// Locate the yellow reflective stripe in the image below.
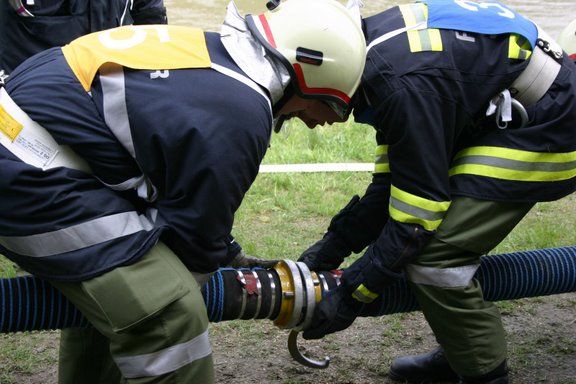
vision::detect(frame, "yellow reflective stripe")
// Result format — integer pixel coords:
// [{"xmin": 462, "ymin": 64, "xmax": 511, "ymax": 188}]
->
[
  {"xmin": 407, "ymin": 30, "xmax": 423, "ymax": 52},
  {"xmin": 407, "ymin": 29, "xmax": 443, "ymax": 52},
  {"xmin": 508, "ymin": 34, "xmax": 532, "ymax": 60},
  {"xmin": 352, "ymin": 284, "xmax": 378, "ymax": 303},
  {"xmin": 376, "ymin": 145, "xmax": 388, "ymax": 156},
  {"xmin": 389, "ymin": 205, "xmax": 443, "ymax": 231},
  {"xmin": 391, "ymin": 185, "xmax": 451, "ymax": 212},
  {"xmin": 400, "ymin": 4, "xmax": 442, "ymax": 53},
  {"xmin": 399, "ymin": 3, "xmax": 427, "ymax": 27},
  {"xmin": 375, "ymin": 163, "xmax": 391, "ymax": 173},
  {"xmin": 374, "ymin": 145, "xmax": 390, "ymax": 174},
  {"xmin": 389, "ymin": 186, "xmax": 450, "ymax": 231},
  {"xmin": 450, "ymin": 164, "xmax": 576, "ymax": 181},
  {"xmin": 454, "ymin": 146, "xmax": 576, "ymax": 163},
  {"xmin": 450, "ymin": 146, "xmax": 576, "ymax": 182},
  {"xmin": 428, "ymin": 29, "xmax": 443, "ymax": 51}
]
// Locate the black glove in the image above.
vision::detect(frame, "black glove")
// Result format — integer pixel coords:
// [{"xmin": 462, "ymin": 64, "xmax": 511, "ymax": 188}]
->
[
  {"xmin": 225, "ymin": 234, "xmax": 279, "ymax": 269},
  {"xmin": 229, "ymin": 249, "xmax": 279, "ymax": 269},
  {"xmin": 297, "ymin": 232, "xmax": 351, "ymax": 271},
  {"xmin": 302, "ymin": 285, "xmax": 363, "ymax": 340}
]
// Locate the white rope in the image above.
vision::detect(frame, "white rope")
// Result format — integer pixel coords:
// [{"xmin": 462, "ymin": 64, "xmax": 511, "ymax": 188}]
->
[{"xmin": 258, "ymin": 163, "xmax": 373, "ymax": 173}]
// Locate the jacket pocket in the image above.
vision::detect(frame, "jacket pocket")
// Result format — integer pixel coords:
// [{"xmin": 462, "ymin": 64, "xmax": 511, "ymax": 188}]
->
[{"xmin": 81, "ymin": 244, "xmax": 191, "ymax": 333}]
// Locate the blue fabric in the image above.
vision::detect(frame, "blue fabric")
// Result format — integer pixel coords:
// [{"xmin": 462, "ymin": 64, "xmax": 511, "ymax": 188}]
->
[{"xmin": 423, "ymin": 0, "xmax": 538, "ymax": 47}]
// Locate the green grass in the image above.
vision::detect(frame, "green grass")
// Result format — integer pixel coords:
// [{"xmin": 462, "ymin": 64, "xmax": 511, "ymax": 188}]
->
[{"xmin": 1, "ymin": 118, "xmax": 575, "ymax": 382}]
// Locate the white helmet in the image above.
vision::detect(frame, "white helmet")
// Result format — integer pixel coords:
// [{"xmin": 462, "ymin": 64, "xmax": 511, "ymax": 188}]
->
[
  {"xmin": 558, "ymin": 18, "xmax": 576, "ymax": 57},
  {"xmin": 246, "ymin": 0, "xmax": 366, "ymax": 118}
]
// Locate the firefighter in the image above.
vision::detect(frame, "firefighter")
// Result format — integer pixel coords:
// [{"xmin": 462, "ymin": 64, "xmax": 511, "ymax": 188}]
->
[
  {"xmin": 299, "ymin": 1, "xmax": 576, "ymax": 383},
  {"xmin": 0, "ymin": 2, "xmax": 168, "ymax": 379},
  {"xmin": 0, "ymin": 0, "xmax": 167, "ymax": 81},
  {"xmin": 0, "ymin": 0, "xmax": 366, "ymax": 382},
  {"xmin": 558, "ymin": 18, "xmax": 576, "ymax": 59}
]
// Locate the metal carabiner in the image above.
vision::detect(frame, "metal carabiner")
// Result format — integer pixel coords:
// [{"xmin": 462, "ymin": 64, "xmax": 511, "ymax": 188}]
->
[
  {"xmin": 511, "ymin": 98, "xmax": 529, "ymax": 129},
  {"xmin": 287, "ymin": 330, "xmax": 331, "ymax": 369}
]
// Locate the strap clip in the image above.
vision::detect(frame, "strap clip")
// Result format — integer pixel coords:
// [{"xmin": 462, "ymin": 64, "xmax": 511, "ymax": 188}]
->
[{"xmin": 486, "ymin": 89, "xmax": 529, "ymax": 129}]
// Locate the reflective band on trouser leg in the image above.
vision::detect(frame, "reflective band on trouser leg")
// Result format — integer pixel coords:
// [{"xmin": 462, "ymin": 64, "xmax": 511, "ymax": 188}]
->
[
  {"xmin": 389, "ymin": 185, "xmax": 451, "ymax": 231},
  {"xmin": 404, "ymin": 197, "xmax": 533, "ymax": 377},
  {"xmin": 114, "ymin": 330, "xmax": 212, "ymax": 379},
  {"xmin": 405, "ymin": 263, "xmax": 479, "ymax": 288},
  {"xmin": 50, "ymin": 243, "xmax": 214, "ymax": 383}
]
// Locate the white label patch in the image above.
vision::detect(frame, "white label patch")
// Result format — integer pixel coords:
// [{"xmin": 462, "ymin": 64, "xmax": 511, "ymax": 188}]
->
[
  {"xmin": 0, "ymin": 88, "xmax": 61, "ymax": 169},
  {"xmin": 13, "ymin": 134, "xmax": 59, "ymax": 167}
]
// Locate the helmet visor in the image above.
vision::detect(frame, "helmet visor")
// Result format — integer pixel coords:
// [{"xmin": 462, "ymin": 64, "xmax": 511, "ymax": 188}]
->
[{"xmin": 324, "ymin": 100, "xmax": 350, "ymax": 120}]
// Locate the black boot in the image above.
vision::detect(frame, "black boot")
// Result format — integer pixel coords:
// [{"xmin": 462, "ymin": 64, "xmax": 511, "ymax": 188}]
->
[
  {"xmin": 389, "ymin": 347, "xmax": 459, "ymax": 383},
  {"xmin": 459, "ymin": 360, "xmax": 509, "ymax": 384}
]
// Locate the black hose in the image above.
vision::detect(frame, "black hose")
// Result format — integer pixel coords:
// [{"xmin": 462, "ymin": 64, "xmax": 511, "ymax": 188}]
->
[{"xmin": 1, "ymin": 246, "xmax": 575, "ymax": 333}]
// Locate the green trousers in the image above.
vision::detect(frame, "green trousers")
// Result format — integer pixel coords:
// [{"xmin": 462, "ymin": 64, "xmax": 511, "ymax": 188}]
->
[
  {"xmin": 50, "ymin": 242, "xmax": 214, "ymax": 384},
  {"xmin": 407, "ymin": 197, "xmax": 534, "ymax": 377}
]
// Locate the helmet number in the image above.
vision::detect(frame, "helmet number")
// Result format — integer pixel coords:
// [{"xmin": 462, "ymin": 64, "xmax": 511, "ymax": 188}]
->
[
  {"xmin": 97, "ymin": 26, "xmax": 171, "ymax": 50},
  {"xmin": 454, "ymin": 0, "xmax": 515, "ymax": 19}
]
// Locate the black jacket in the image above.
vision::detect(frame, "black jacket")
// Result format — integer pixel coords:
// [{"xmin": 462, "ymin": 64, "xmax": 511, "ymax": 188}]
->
[{"xmin": 0, "ymin": 0, "xmax": 167, "ymax": 73}]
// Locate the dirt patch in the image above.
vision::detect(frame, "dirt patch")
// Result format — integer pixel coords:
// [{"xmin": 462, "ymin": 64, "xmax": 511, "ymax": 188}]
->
[{"xmin": 209, "ymin": 293, "xmax": 576, "ymax": 384}]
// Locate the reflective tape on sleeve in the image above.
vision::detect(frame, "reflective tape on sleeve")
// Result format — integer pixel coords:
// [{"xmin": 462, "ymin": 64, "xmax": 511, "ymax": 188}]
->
[
  {"xmin": 374, "ymin": 145, "xmax": 390, "ymax": 174},
  {"xmin": 389, "ymin": 186, "xmax": 450, "ymax": 231},
  {"xmin": 352, "ymin": 284, "xmax": 379, "ymax": 303}
]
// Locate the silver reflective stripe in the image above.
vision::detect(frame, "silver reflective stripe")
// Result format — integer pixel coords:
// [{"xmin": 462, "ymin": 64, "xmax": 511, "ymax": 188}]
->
[
  {"xmin": 103, "ymin": 175, "xmax": 146, "ymax": 191},
  {"xmin": 99, "ymin": 66, "xmax": 159, "ymax": 201},
  {"xmin": 367, "ymin": 22, "xmax": 427, "ymax": 53},
  {"xmin": 417, "ymin": 29, "xmax": 433, "ymax": 51},
  {"xmin": 406, "ymin": 264, "xmax": 479, "ymax": 288},
  {"xmin": 376, "ymin": 153, "xmax": 389, "ymax": 165},
  {"xmin": 0, "ymin": 211, "xmax": 155, "ymax": 257},
  {"xmin": 100, "ymin": 65, "xmax": 137, "ymax": 158},
  {"xmin": 114, "ymin": 329, "xmax": 212, "ymax": 378},
  {"xmin": 211, "ymin": 63, "xmax": 272, "ymax": 118},
  {"xmin": 101, "ymin": 175, "xmax": 158, "ymax": 202},
  {"xmin": 452, "ymin": 155, "xmax": 576, "ymax": 172},
  {"xmin": 390, "ymin": 197, "xmax": 446, "ymax": 222}
]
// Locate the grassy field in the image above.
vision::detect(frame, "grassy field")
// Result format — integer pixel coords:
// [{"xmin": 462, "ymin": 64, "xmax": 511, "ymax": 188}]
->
[{"xmin": 0, "ymin": 119, "xmax": 575, "ymax": 383}]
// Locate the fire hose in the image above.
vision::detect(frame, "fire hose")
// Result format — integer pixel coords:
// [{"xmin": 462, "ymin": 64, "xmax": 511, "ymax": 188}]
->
[{"xmin": 1, "ymin": 245, "xmax": 576, "ymax": 368}]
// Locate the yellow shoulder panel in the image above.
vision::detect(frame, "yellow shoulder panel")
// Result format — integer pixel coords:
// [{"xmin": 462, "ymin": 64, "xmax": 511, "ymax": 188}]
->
[{"xmin": 61, "ymin": 25, "xmax": 211, "ymax": 91}]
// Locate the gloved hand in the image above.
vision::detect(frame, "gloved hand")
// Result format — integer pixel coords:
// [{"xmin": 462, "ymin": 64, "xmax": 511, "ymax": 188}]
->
[
  {"xmin": 228, "ymin": 249, "xmax": 279, "ymax": 269},
  {"xmin": 302, "ymin": 285, "xmax": 363, "ymax": 340},
  {"xmin": 297, "ymin": 232, "xmax": 351, "ymax": 271}
]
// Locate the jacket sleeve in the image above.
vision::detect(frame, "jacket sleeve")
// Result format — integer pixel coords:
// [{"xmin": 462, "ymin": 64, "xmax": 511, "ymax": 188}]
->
[
  {"xmin": 131, "ymin": 0, "xmax": 168, "ymax": 24},
  {"xmin": 344, "ymin": 85, "xmax": 462, "ymax": 294},
  {"xmin": 327, "ymin": 133, "xmax": 392, "ymax": 253}
]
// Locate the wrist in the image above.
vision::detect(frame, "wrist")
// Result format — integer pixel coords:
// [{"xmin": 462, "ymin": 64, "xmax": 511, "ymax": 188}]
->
[
  {"xmin": 322, "ymin": 232, "xmax": 352, "ymax": 260},
  {"xmin": 341, "ymin": 252, "xmax": 403, "ymax": 303}
]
